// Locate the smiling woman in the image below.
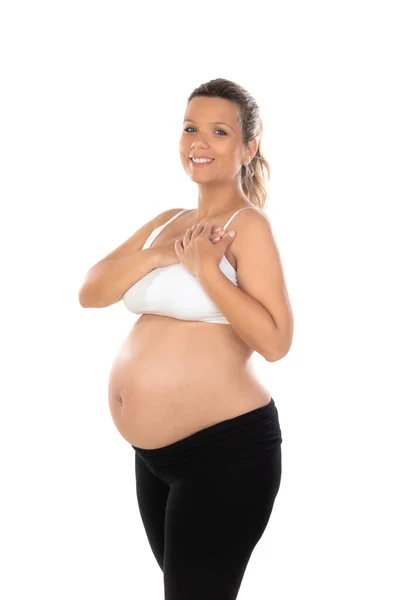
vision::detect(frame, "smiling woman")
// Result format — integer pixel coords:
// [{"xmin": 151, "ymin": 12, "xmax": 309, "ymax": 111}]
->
[{"xmin": 80, "ymin": 77, "xmax": 291, "ymax": 599}]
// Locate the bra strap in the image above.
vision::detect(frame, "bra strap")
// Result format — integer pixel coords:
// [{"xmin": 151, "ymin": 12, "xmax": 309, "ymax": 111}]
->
[
  {"xmin": 162, "ymin": 208, "xmax": 190, "ymax": 226},
  {"xmin": 142, "ymin": 209, "xmax": 189, "ymax": 250},
  {"xmin": 223, "ymin": 206, "xmax": 255, "ymax": 230}
]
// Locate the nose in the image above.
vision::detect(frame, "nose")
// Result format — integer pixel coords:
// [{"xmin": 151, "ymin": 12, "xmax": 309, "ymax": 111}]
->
[
  {"xmin": 190, "ymin": 130, "xmax": 211, "ymax": 146},
  {"xmin": 191, "ymin": 138, "xmax": 210, "ymax": 151}
]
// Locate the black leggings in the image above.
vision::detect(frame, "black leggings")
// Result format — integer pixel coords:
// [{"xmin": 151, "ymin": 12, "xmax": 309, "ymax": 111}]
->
[{"xmin": 131, "ymin": 398, "xmax": 283, "ymax": 600}]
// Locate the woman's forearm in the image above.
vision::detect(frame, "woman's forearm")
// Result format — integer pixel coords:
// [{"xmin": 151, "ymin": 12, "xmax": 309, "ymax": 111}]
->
[{"xmin": 78, "ymin": 247, "xmax": 161, "ymax": 308}]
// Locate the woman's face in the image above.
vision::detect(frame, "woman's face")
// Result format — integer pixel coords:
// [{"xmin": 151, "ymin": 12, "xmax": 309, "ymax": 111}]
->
[{"xmin": 179, "ymin": 96, "xmax": 247, "ymax": 184}]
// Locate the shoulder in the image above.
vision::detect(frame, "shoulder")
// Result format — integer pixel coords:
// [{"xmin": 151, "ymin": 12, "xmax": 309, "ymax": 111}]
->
[
  {"xmin": 229, "ymin": 206, "xmax": 272, "ymax": 252},
  {"xmin": 229, "ymin": 205, "xmax": 268, "ymax": 227},
  {"xmin": 159, "ymin": 207, "xmax": 188, "ymax": 219},
  {"xmin": 152, "ymin": 207, "xmax": 188, "ymax": 227},
  {"xmin": 241, "ymin": 206, "xmax": 269, "ymax": 223}
]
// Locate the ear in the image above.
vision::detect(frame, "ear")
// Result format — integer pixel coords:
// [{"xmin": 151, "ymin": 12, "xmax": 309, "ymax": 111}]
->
[{"xmin": 246, "ymin": 137, "xmax": 258, "ymax": 162}]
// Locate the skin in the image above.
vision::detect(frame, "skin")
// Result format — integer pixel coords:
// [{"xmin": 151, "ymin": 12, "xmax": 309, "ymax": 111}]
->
[
  {"xmin": 107, "ymin": 96, "xmax": 272, "ymax": 450},
  {"xmin": 179, "ymin": 96, "xmax": 258, "ymax": 220}
]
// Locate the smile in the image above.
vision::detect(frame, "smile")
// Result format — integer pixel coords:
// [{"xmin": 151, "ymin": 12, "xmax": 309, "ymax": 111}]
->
[{"xmin": 190, "ymin": 157, "xmax": 215, "ymax": 167}]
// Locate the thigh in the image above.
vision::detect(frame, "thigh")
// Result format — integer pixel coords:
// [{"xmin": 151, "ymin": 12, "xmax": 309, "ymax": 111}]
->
[
  {"xmin": 163, "ymin": 443, "xmax": 282, "ymax": 600},
  {"xmin": 135, "ymin": 451, "xmax": 170, "ymax": 572}
]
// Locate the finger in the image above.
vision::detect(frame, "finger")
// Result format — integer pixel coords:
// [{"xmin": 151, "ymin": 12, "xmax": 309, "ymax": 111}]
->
[
  {"xmin": 190, "ymin": 222, "xmax": 220, "ymax": 241},
  {"xmin": 174, "ymin": 238, "xmax": 182, "ymax": 257},
  {"xmin": 191, "ymin": 224, "xmax": 221, "ymax": 233},
  {"xmin": 191, "ymin": 222, "xmax": 205, "ymax": 241},
  {"xmin": 199, "ymin": 221, "xmax": 212, "ymax": 236},
  {"xmin": 183, "ymin": 227, "xmax": 193, "ymax": 246}
]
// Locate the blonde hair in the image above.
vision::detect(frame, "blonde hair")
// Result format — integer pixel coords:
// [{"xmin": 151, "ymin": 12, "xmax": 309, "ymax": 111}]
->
[{"xmin": 187, "ymin": 78, "xmax": 271, "ymax": 210}]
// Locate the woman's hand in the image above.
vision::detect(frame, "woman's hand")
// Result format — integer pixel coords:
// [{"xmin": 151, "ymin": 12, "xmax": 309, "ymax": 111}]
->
[
  {"xmin": 154, "ymin": 224, "xmax": 227, "ymax": 269},
  {"xmin": 174, "ymin": 221, "xmax": 236, "ymax": 279}
]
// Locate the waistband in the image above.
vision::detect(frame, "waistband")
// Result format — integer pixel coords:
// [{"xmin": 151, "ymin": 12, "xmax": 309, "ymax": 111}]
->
[{"xmin": 131, "ymin": 397, "xmax": 280, "ymax": 459}]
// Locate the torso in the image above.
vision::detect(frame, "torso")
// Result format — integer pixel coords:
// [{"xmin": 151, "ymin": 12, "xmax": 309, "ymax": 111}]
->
[{"xmin": 107, "ymin": 206, "xmax": 272, "ymax": 449}]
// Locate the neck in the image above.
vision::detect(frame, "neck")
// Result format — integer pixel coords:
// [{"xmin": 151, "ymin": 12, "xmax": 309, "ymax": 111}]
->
[{"xmin": 195, "ymin": 182, "xmax": 250, "ymax": 220}]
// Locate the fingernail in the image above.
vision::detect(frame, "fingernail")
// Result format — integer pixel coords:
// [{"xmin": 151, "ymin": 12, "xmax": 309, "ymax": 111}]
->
[{"xmin": 229, "ymin": 231, "xmax": 236, "ymax": 237}]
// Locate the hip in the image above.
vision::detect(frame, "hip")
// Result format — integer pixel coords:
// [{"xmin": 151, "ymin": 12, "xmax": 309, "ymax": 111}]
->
[{"xmin": 132, "ymin": 398, "xmax": 283, "ymax": 484}]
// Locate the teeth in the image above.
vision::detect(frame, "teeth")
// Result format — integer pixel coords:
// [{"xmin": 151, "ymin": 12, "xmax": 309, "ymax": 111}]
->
[{"xmin": 192, "ymin": 157, "xmax": 213, "ymax": 163}]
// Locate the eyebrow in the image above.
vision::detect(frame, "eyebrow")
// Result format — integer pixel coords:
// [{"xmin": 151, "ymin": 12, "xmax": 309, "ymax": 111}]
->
[{"xmin": 183, "ymin": 119, "xmax": 235, "ymax": 132}]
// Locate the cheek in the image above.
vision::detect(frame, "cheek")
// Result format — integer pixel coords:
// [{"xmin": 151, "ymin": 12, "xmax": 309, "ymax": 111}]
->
[
  {"xmin": 179, "ymin": 149, "xmax": 189, "ymax": 164},
  {"xmin": 178, "ymin": 136, "xmax": 188, "ymax": 150}
]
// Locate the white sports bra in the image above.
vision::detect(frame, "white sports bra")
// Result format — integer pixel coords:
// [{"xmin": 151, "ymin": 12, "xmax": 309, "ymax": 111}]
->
[{"xmin": 122, "ymin": 207, "xmax": 255, "ymax": 324}]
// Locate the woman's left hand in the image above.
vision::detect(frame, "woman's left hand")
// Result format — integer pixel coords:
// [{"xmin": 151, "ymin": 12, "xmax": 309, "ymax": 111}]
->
[{"xmin": 174, "ymin": 221, "xmax": 236, "ymax": 279}]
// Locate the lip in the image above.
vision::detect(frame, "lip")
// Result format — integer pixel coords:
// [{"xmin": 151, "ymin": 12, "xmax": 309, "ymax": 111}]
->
[{"xmin": 190, "ymin": 157, "xmax": 215, "ymax": 168}]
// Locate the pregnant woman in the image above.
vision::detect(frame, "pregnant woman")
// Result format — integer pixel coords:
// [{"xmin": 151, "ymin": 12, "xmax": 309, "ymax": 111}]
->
[{"xmin": 79, "ymin": 78, "xmax": 294, "ymax": 600}]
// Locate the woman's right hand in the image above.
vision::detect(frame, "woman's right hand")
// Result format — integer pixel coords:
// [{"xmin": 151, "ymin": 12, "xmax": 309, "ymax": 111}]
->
[{"xmin": 156, "ymin": 224, "xmax": 227, "ymax": 268}]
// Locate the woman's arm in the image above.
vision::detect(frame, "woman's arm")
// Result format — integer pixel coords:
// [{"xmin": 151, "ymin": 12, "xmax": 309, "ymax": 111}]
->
[
  {"xmin": 78, "ymin": 247, "xmax": 162, "ymax": 308},
  {"xmin": 78, "ymin": 207, "xmax": 186, "ymax": 308}
]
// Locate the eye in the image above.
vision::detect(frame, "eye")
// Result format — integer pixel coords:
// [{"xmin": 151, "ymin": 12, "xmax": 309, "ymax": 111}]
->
[{"xmin": 184, "ymin": 127, "xmax": 227, "ymax": 136}]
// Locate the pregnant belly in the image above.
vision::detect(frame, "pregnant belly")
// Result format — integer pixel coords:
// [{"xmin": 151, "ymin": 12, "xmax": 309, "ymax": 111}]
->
[{"xmin": 107, "ymin": 316, "xmax": 271, "ymax": 449}]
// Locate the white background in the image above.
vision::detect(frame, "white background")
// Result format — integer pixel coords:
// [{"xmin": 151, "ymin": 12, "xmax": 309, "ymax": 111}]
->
[{"xmin": 1, "ymin": 1, "xmax": 399, "ymax": 598}]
